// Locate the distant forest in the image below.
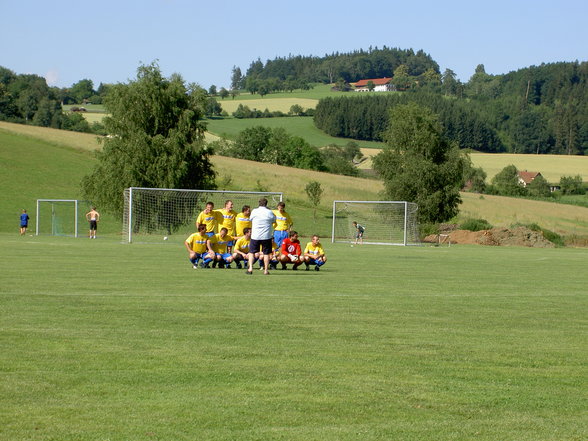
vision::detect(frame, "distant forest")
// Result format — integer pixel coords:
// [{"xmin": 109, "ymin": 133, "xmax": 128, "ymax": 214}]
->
[{"xmin": 235, "ymin": 49, "xmax": 588, "ymax": 155}]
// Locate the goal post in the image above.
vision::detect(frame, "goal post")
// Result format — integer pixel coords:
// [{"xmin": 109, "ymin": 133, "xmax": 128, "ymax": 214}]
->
[
  {"xmin": 123, "ymin": 187, "xmax": 284, "ymax": 243},
  {"xmin": 36, "ymin": 199, "xmax": 90, "ymax": 237},
  {"xmin": 331, "ymin": 200, "xmax": 420, "ymax": 246}
]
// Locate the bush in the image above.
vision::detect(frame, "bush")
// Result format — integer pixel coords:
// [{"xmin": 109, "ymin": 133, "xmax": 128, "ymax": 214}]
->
[
  {"xmin": 459, "ymin": 218, "xmax": 493, "ymax": 231},
  {"xmin": 419, "ymin": 223, "xmax": 439, "ymax": 239}
]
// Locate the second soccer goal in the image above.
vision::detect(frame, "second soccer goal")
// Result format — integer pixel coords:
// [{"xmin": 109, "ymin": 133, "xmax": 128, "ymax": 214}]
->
[{"xmin": 331, "ymin": 200, "xmax": 420, "ymax": 246}]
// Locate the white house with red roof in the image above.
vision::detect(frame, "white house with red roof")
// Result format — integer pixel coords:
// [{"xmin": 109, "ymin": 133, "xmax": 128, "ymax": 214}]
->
[{"xmin": 354, "ymin": 77, "xmax": 395, "ymax": 92}]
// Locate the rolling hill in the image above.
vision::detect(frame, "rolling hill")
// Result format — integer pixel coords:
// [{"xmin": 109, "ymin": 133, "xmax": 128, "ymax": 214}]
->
[{"xmin": 1, "ymin": 122, "xmax": 587, "ymax": 240}]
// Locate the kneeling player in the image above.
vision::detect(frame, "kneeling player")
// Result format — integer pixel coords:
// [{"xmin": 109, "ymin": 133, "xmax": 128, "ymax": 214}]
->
[
  {"xmin": 212, "ymin": 227, "xmax": 234, "ymax": 268},
  {"xmin": 185, "ymin": 224, "xmax": 215, "ymax": 268},
  {"xmin": 303, "ymin": 235, "xmax": 327, "ymax": 271},
  {"xmin": 279, "ymin": 231, "xmax": 303, "ymax": 270},
  {"xmin": 232, "ymin": 228, "xmax": 252, "ymax": 269}
]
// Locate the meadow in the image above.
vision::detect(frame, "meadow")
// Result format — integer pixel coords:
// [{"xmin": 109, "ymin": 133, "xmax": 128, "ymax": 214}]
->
[
  {"xmin": 206, "ymin": 116, "xmax": 384, "ymax": 150},
  {"xmin": 1, "ymin": 234, "xmax": 586, "ymax": 441}
]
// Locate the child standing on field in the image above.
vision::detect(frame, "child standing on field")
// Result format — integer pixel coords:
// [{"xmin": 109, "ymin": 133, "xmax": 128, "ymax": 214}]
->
[{"xmin": 20, "ymin": 209, "xmax": 30, "ymax": 236}]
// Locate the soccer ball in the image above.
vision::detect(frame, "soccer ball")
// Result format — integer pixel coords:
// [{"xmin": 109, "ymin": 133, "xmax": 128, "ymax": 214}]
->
[
  {"xmin": 163, "ymin": 236, "xmax": 168, "ymax": 241},
  {"xmin": 291, "ymin": 255, "xmax": 298, "ymax": 262}
]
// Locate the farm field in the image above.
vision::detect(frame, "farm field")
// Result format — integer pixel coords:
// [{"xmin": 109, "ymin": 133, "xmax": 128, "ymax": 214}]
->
[
  {"xmin": 469, "ymin": 152, "xmax": 588, "ymax": 183},
  {"xmin": 218, "ymin": 97, "xmax": 319, "ymax": 114},
  {"xmin": 1, "ymin": 234, "xmax": 586, "ymax": 441}
]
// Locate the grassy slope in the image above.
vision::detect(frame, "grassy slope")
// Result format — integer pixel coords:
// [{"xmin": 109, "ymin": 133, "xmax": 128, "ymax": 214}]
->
[
  {"xmin": 1, "ymin": 235, "xmax": 586, "ymax": 440},
  {"xmin": 1, "ymin": 122, "xmax": 587, "ymax": 238},
  {"xmin": 206, "ymin": 116, "xmax": 384, "ymax": 149}
]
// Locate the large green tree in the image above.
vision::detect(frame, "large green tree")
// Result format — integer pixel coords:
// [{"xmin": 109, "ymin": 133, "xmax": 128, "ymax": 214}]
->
[
  {"xmin": 372, "ymin": 103, "xmax": 467, "ymax": 224},
  {"xmin": 82, "ymin": 62, "xmax": 216, "ymax": 215}
]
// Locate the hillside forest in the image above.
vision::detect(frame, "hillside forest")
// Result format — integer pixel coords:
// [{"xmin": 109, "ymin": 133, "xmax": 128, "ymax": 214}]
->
[{"xmin": 1, "ymin": 47, "xmax": 587, "ymax": 156}]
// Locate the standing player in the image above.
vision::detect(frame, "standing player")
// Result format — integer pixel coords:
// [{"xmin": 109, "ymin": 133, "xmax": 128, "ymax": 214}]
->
[
  {"xmin": 303, "ymin": 235, "xmax": 327, "ymax": 271},
  {"xmin": 235, "ymin": 205, "xmax": 252, "ymax": 237},
  {"xmin": 352, "ymin": 221, "xmax": 365, "ymax": 245},
  {"xmin": 19, "ymin": 209, "xmax": 30, "ymax": 236},
  {"xmin": 215, "ymin": 200, "xmax": 237, "ymax": 236},
  {"xmin": 85, "ymin": 207, "xmax": 100, "ymax": 239},
  {"xmin": 196, "ymin": 202, "xmax": 217, "ymax": 237},
  {"xmin": 247, "ymin": 198, "xmax": 276, "ymax": 275},
  {"xmin": 279, "ymin": 231, "xmax": 303, "ymax": 270},
  {"xmin": 272, "ymin": 201, "xmax": 293, "ymax": 248},
  {"xmin": 185, "ymin": 224, "xmax": 215, "ymax": 269},
  {"xmin": 212, "ymin": 227, "xmax": 234, "ymax": 268}
]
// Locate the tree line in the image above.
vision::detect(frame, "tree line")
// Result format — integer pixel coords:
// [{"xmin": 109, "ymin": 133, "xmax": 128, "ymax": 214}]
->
[
  {"xmin": 210, "ymin": 128, "xmax": 363, "ymax": 177},
  {"xmin": 0, "ymin": 66, "xmax": 112, "ymax": 134},
  {"xmin": 314, "ymin": 91, "xmax": 504, "ymax": 153}
]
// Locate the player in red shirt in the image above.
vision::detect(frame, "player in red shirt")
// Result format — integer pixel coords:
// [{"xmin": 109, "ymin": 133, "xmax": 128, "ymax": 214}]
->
[{"xmin": 279, "ymin": 231, "xmax": 303, "ymax": 270}]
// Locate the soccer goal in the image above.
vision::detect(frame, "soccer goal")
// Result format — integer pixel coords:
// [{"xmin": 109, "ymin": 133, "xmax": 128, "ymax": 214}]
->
[
  {"xmin": 123, "ymin": 187, "xmax": 284, "ymax": 243},
  {"xmin": 36, "ymin": 199, "xmax": 91, "ymax": 237},
  {"xmin": 331, "ymin": 200, "xmax": 420, "ymax": 246}
]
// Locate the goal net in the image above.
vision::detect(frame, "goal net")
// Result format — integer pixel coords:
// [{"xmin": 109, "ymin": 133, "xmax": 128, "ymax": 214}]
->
[
  {"xmin": 36, "ymin": 199, "xmax": 91, "ymax": 237},
  {"xmin": 123, "ymin": 187, "xmax": 283, "ymax": 243},
  {"xmin": 331, "ymin": 200, "xmax": 420, "ymax": 246}
]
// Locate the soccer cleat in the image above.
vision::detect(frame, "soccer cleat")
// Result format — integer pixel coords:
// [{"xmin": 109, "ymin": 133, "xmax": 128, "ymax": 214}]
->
[
  {"xmin": 315, "ymin": 266, "xmax": 320, "ymax": 271},
  {"xmin": 236, "ymin": 262, "xmax": 243, "ymax": 269},
  {"xmin": 245, "ymin": 270, "xmax": 253, "ymax": 275},
  {"xmin": 292, "ymin": 266, "xmax": 298, "ymax": 271},
  {"xmin": 225, "ymin": 264, "xmax": 231, "ymax": 269},
  {"xmin": 305, "ymin": 264, "xmax": 310, "ymax": 271},
  {"xmin": 193, "ymin": 264, "xmax": 199, "ymax": 269},
  {"xmin": 212, "ymin": 261, "xmax": 218, "ymax": 268}
]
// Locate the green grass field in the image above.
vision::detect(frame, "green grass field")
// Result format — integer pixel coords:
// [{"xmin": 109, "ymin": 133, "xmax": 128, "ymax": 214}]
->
[
  {"xmin": 206, "ymin": 116, "xmax": 384, "ymax": 149},
  {"xmin": 1, "ymin": 234, "xmax": 586, "ymax": 440}
]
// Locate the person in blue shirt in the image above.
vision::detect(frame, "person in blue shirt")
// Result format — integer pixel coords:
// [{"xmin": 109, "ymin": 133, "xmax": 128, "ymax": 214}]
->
[{"xmin": 20, "ymin": 209, "xmax": 30, "ymax": 236}]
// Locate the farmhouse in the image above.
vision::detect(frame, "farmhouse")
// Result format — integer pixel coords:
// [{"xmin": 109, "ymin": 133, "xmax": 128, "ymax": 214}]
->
[
  {"xmin": 517, "ymin": 170, "xmax": 542, "ymax": 187},
  {"xmin": 354, "ymin": 77, "xmax": 395, "ymax": 92}
]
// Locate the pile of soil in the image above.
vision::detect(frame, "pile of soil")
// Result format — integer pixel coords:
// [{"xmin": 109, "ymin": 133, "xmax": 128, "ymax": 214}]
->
[{"xmin": 424, "ymin": 226, "xmax": 555, "ymax": 248}]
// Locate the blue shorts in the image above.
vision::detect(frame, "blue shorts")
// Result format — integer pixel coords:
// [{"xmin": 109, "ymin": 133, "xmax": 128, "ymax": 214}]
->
[
  {"xmin": 274, "ymin": 230, "xmax": 289, "ymax": 247},
  {"xmin": 216, "ymin": 253, "xmax": 232, "ymax": 261}
]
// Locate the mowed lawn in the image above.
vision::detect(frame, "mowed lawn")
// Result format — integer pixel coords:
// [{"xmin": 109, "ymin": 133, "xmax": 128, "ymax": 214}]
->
[{"xmin": 1, "ymin": 233, "xmax": 586, "ymax": 441}]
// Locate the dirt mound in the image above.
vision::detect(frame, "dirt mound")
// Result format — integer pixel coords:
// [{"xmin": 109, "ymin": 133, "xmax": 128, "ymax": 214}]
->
[{"xmin": 424, "ymin": 226, "xmax": 555, "ymax": 248}]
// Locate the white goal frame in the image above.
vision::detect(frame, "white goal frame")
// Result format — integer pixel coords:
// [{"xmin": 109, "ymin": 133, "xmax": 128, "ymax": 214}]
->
[
  {"xmin": 36, "ymin": 199, "xmax": 87, "ymax": 237},
  {"xmin": 331, "ymin": 200, "xmax": 420, "ymax": 246},
  {"xmin": 123, "ymin": 187, "xmax": 283, "ymax": 243}
]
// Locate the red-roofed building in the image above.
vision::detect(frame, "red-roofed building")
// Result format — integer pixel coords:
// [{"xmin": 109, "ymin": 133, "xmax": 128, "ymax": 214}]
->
[
  {"xmin": 354, "ymin": 77, "xmax": 395, "ymax": 92},
  {"xmin": 517, "ymin": 171, "xmax": 542, "ymax": 187}
]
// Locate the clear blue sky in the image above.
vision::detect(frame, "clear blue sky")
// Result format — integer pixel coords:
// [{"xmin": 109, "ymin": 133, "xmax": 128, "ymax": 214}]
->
[{"xmin": 1, "ymin": 0, "xmax": 586, "ymax": 89}]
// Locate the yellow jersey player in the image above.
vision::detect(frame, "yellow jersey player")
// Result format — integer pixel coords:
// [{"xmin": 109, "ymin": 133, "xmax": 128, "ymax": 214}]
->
[
  {"xmin": 232, "ymin": 227, "xmax": 252, "ymax": 269},
  {"xmin": 212, "ymin": 227, "xmax": 234, "ymax": 268},
  {"xmin": 196, "ymin": 201, "xmax": 218, "ymax": 237},
  {"xmin": 185, "ymin": 224, "xmax": 215, "ymax": 269},
  {"xmin": 215, "ymin": 200, "xmax": 237, "ymax": 236},
  {"xmin": 235, "ymin": 205, "xmax": 252, "ymax": 237},
  {"xmin": 303, "ymin": 234, "xmax": 327, "ymax": 271},
  {"xmin": 272, "ymin": 201, "xmax": 293, "ymax": 247}
]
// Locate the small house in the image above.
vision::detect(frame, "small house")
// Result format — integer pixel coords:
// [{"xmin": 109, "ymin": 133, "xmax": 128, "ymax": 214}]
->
[{"xmin": 517, "ymin": 171, "xmax": 542, "ymax": 187}]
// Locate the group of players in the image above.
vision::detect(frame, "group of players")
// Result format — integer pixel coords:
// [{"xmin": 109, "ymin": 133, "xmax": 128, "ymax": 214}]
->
[{"xmin": 184, "ymin": 200, "xmax": 327, "ymax": 272}]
